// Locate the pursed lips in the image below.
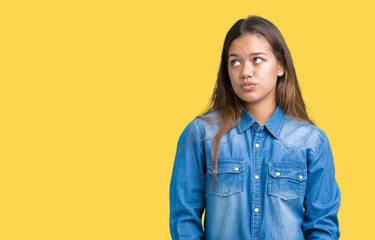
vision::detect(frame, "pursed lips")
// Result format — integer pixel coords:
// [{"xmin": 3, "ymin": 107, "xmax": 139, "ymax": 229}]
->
[{"xmin": 241, "ymin": 82, "xmax": 256, "ymax": 88}]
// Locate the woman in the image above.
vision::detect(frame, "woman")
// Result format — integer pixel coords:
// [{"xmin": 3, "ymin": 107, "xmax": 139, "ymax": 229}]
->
[{"xmin": 169, "ymin": 16, "xmax": 340, "ymax": 240}]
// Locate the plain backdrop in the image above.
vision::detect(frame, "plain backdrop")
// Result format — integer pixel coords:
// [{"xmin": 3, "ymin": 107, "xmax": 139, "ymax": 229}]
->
[{"xmin": 1, "ymin": 0, "xmax": 374, "ymax": 239}]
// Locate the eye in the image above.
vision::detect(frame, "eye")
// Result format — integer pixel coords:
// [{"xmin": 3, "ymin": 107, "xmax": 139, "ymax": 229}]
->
[
  {"xmin": 230, "ymin": 60, "xmax": 240, "ymax": 66},
  {"xmin": 253, "ymin": 57, "xmax": 263, "ymax": 63}
]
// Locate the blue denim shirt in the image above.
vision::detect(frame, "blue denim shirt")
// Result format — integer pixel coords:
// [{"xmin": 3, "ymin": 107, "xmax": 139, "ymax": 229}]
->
[{"xmin": 170, "ymin": 105, "xmax": 340, "ymax": 240}]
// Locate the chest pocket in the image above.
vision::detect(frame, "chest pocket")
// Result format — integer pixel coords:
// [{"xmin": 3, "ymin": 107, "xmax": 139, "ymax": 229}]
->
[
  {"xmin": 267, "ymin": 163, "xmax": 307, "ymax": 200},
  {"xmin": 206, "ymin": 160, "xmax": 245, "ymax": 197}
]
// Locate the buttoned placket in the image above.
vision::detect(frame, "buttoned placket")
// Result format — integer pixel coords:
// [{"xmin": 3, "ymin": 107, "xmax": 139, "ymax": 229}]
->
[{"xmin": 251, "ymin": 122, "xmax": 264, "ymax": 240}]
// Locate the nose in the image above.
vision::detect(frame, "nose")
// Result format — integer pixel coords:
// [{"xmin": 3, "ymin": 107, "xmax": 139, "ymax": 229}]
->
[{"xmin": 241, "ymin": 61, "xmax": 254, "ymax": 80}]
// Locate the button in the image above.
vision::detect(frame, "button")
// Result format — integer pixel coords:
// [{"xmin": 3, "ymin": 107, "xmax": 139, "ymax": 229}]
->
[
  {"xmin": 275, "ymin": 172, "xmax": 281, "ymax": 176},
  {"xmin": 255, "ymin": 175, "xmax": 259, "ymax": 180},
  {"xmin": 260, "ymin": 127, "xmax": 264, "ymax": 130},
  {"xmin": 254, "ymin": 208, "xmax": 259, "ymax": 213},
  {"xmin": 255, "ymin": 143, "xmax": 260, "ymax": 148},
  {"xmin": 254, "ymin": 123, "xmax": 258, "ymax": 128},
  {"xmin": 234, "ymin": 167, "xmax": 239, "ymax": 171},
  {"xmin": 299, "ymin": 175, "xmax": 303, "ymax": 180}
]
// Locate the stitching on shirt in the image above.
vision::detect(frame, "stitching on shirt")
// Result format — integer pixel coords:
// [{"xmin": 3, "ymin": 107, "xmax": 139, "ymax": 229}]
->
[
  {"xmin": 186, "ymin": 118, "xmax": 207, "ymax": 176},
  {"xmin": 310, "ymin": 129, "xmax": 324, "ymax": 157},
  {"xmin": 275, "ymin": 113, "xmax": 287, "ymax": 137},
  {"xmin": 269, "ymin": 163, "xmax": 307, "ymax": 170}
]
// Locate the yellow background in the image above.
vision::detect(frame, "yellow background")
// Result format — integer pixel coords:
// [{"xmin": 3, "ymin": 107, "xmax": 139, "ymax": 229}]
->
[{"xmin": 1, "ymin": 0, "xmax": 374, "ymax": 239}]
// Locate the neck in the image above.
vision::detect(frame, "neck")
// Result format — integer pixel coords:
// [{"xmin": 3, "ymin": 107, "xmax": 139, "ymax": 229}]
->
[{"xmin": 245, "ymin": 100, "xmax": 277, "ymax": 125}]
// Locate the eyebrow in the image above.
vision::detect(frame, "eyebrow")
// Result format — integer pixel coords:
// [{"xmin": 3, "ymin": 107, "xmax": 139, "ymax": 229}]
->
[{"xmin": 228, "ymin": 52, "xmax": 267, "ymax": 58}]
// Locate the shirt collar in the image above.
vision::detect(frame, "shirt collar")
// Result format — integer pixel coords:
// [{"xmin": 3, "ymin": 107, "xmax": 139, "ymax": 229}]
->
[{"xmin": 236, "ymin": 105, "xmax": 286, "ymax": 139}]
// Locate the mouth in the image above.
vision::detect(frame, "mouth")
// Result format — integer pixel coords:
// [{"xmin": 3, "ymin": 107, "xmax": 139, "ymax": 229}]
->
[{"xmin": 241, "ymin": 82, "xmax": 256, "ymax": 90}]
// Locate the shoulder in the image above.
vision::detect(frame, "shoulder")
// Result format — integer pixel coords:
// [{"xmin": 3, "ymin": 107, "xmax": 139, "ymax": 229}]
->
[
  {"xmin": 195, "ymin": 110, "xmax": 223, "ymax": 132},
  {"xmin": 179, "ymin": 110, "xmax": 224, "ymax": 140},
  {"xmin": 279, "ymin": 115, "xmax": 327, "ymax": 149},
  {"xmin": 179, "ymin": 111, "xmax": 220, "ymax": 136}
]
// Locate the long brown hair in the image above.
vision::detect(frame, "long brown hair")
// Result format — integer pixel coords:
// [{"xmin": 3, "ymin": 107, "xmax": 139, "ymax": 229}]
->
[{"xmin": 197, "ymin": 16, "xmax": 314, "ymax": 191}]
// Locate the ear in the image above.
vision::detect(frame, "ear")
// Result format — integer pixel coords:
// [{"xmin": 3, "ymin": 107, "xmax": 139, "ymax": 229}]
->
[{"xmin": 277, "ymin": 61, "xmax": 285, "ymax": 77}]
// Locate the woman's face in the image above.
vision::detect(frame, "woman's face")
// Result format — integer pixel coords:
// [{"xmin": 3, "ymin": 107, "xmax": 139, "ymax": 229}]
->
[{"xmin": 227, "ymin": 33, "xmax": 284, "ymax": 110}]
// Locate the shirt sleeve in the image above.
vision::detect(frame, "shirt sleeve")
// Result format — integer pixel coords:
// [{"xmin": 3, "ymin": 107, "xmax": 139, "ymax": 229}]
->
[
  {"xmin": 302, "ymin": 130, "xmax": 341, "ymax": 239},
  {"xmin": 169, "ymin": 118, "xmax": 206, "ymax": 240}
]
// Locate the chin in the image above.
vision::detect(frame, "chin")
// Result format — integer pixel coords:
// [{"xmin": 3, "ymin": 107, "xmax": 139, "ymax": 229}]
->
[{"xmin": 238, "ymin": 95, "xmax": 260, "ymax": 104}]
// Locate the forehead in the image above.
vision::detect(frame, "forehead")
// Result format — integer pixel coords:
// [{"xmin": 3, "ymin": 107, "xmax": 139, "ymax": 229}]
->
[{"xmin": 228, "ymin": 33, "xmax": 273, "ymax": 55}]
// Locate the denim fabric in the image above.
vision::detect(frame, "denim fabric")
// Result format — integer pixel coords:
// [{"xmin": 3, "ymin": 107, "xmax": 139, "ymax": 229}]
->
[{"xmin": 169, "ymin": 105, "xmax": 340, "ymax": 240}]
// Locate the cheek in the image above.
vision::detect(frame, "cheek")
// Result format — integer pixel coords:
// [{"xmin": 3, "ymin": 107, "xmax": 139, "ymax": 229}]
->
[
  {"xmin": 257, "ymin": 67, "xmax": 278, "ymax": 82},
  {"xmin": 227, "ymin": 71, "xmax": 236, "ymax": 84},
  {"xmin": 228, "ymin": 78, "xmax": 235, "ymax": 89}
]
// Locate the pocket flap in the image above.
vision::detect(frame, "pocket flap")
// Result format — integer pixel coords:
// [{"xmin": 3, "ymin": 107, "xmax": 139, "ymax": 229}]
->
[
  {"xmin": 269, "ymin": 164, "xmax": 307, "ymax": 181},
  {"xmin": 207, "ymin": 160, "xmax": 245, "ymax": 175}
]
